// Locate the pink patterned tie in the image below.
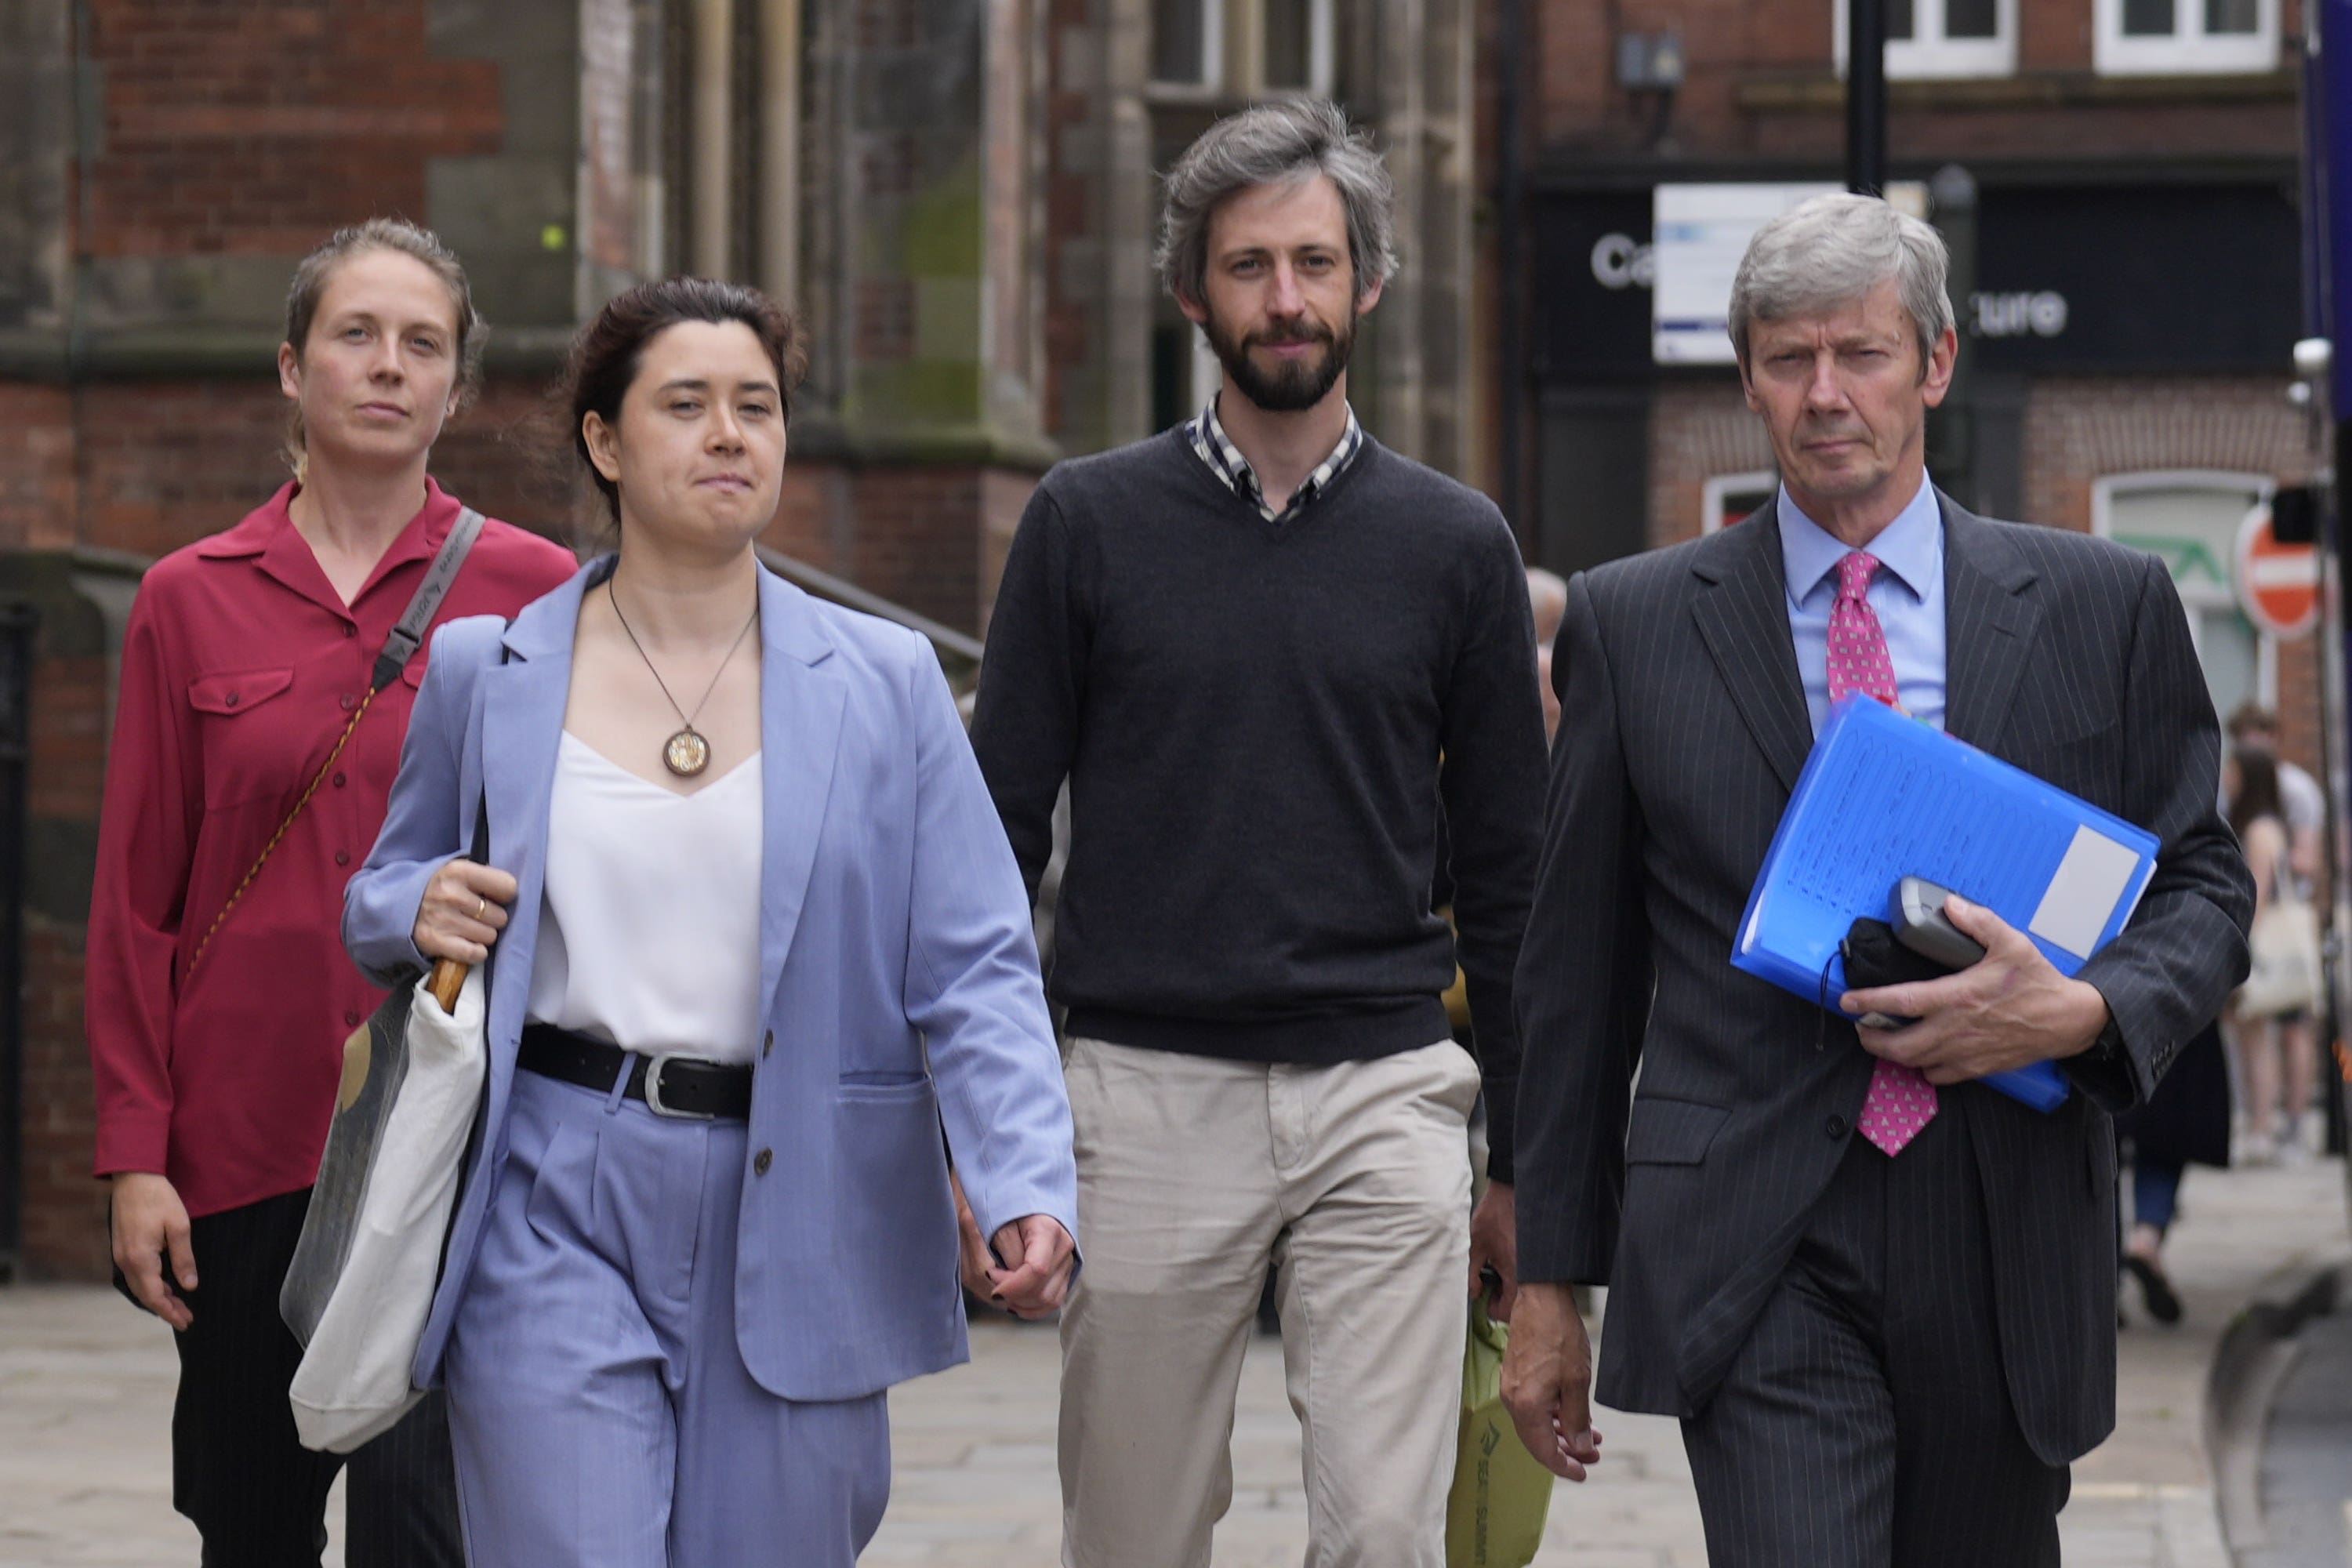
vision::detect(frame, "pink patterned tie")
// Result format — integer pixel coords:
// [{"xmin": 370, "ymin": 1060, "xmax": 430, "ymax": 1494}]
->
[{"xmin": 1829, "ymin": 551, "xmax": 1938, "ymax": 1156}]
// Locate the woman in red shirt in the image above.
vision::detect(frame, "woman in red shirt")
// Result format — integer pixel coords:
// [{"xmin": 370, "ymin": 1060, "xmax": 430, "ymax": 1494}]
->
[{"xmin": 85, "ymin": 219, "xmax": 577, "ymax": 1566}]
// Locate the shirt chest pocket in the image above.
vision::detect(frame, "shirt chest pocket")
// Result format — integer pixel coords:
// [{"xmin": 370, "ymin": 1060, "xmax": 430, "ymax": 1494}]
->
[{"xmin": 187, "ymin": 666, "xmax": 299, "ymax": 809}]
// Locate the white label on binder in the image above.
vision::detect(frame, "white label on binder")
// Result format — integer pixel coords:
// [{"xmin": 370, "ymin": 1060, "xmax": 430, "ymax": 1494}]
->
[{"xmin": 2028, "ymin": 826, "xmax": 2140, "ymax": 959}]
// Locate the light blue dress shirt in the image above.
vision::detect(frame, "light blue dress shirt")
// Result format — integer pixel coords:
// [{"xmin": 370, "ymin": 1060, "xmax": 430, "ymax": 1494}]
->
[{"xmin": 1779, "ymin": 476, "xmax": 1948, "ymax": 735}]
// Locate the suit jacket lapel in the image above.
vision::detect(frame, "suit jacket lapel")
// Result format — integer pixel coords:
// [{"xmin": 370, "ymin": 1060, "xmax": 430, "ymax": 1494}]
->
[
  {"xmin": 1691, "ymin": 499, "xmax": 1813, "ymax": 794},
  {"xmin": 1939, "ymin": 497, "xmax": 2042, "ymax": 753},
  {"xmin": 755, "ymin": 568, "xmax": 848, "ymax": 1022}
]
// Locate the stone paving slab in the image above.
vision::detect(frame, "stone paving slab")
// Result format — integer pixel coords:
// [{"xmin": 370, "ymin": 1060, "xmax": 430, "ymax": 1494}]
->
[{"xmin": 2, "ymin": 1159, "xmax": 2343, "ymax": 1565}]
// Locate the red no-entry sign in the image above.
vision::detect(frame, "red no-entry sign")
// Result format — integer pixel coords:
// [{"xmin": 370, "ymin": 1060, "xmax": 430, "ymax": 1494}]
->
[{"xmin": 2235, "ymin": 503, "xmax": 2320, "ymax": 640}]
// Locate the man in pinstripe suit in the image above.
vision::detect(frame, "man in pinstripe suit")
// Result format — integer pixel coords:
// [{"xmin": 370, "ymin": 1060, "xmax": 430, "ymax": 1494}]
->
[{"xmin": 1501, "ymin": 193, "xmax": 2252, "ymax": 1565}]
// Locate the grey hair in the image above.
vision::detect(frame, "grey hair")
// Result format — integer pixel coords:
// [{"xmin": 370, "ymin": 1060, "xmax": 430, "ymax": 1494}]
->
[
  {"xmin": 1727, "ymin": 193, "xmax": 1955, "ymax": 374},
  {"xmin": 1156, "ymin": 99, "xmax": 1398, "ymax": 307}
]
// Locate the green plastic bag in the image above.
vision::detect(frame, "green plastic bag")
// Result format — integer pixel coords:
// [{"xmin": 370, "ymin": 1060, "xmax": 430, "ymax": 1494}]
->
[{"xmin": 1445, "ymin": 1301, "xmax": 1554, "ymax": 1568}]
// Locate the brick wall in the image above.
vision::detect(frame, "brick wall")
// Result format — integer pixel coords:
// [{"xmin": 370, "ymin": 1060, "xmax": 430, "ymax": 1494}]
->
[
  {"xmin": 85, "ymin": 0, "xmax": 500, "ymax": 260},
  {"xmin": 0, "ymin": 389, "xmax": 78, "ymax": 554},
  {"xmin": 16, "ymin": 626, "xmax": 110, "ymax": 1279},
  {"xmin": 2275, "ymin": 635, "xmax": 2324, "ymax": 791},
  {"xmin": 1744, "ymin": 95, "xmax": 2303, "ymax": 165},
  {"xmin": 1650, "ymin": 379, "xmax": 1775, "ymax": 548},
  {"xmin": 20, "ymin": 917, "xmax": 104, "ymax": 1279},
  {"xmin": 2020, "ymin": 376, "xmax": 2315, "ymax": 537},
  {"xmin": 840, "ymin": 463, "xmax": 1038, "ymax": 633}
]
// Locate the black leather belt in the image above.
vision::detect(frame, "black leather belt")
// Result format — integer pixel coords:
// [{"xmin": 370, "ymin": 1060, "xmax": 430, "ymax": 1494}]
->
[{"xmin": 519, "ymin": 1023, "xmax": 754, "ymax": 1120}]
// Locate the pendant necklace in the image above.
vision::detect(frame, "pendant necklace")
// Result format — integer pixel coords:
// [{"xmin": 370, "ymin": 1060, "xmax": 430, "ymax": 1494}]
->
[{"xmin": 608, "ymin": 579, "xmax": 760, "ymax": 778}]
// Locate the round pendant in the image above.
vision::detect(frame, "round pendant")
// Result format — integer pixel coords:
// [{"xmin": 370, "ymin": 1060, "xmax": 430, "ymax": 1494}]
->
[{"xmin": 663, "ymin": 728, "xmax": 711, "ymax": 778}]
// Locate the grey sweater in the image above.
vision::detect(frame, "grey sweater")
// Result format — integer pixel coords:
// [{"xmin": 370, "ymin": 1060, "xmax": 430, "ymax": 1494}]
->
[{"xmin": 970, "ymin": 427, "xmax": 1548, "ymax": 1178}]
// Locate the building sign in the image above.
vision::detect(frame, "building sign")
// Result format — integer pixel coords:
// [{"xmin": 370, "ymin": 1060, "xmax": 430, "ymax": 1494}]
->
[
  {"xmin": 1651, "ymin": 183, "xmax": 1839, "ymax": 365},
  {"xmin": 1590, "ymin": 231, "xmax": 1655, "ymax": 290},
  {"xmin": 1969, "ymin": 291, "xmax": 2068, "ymax": 339},
  {"xmin": 1969, "ymin": 184, "xmax": 2297, "ymax": 372},
  {"xmin": 1530, "ymin": 192, "xmax": 1657, "ymax": 378},
  {"xmin": 1533, "ymin": 179, "xmax": 2300, "ymax": 380}
]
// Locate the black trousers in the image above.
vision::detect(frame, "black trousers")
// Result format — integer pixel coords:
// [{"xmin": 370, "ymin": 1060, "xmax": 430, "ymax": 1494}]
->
[
  {"xmin": 1679, "ymin": 1101, "xmax": 2071, "ymax": 1568},
  {"xmin": 163, "ymin": 1187, "xmax": 465, "ymax": 1568}
]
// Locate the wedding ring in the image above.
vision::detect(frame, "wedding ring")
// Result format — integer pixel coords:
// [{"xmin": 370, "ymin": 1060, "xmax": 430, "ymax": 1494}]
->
[{"xmin": 475, "ymin": 895, "xmax": 487, "ymax": 920}]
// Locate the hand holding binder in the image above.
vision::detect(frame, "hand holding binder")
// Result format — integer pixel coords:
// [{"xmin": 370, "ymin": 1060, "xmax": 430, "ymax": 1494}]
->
[
  {"xmin": 1842, "ymin": 889, "xmax": 2123, "ymax": 1105},
  {"xmin": 1733, "ymin": 695, "xmax": 2161, "ymax": 1112}
]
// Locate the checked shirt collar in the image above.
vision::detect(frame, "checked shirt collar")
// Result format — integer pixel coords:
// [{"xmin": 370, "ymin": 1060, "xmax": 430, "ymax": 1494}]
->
[{"xmin": 1189, "ymin": 394, "xmax": 1363, "ymax": 524}]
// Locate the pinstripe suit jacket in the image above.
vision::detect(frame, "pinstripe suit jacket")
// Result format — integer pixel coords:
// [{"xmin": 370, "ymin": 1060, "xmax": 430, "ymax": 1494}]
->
[{"xmin": 1512, "ymin": 493, "xmax": 2253, "ymax": 1465}]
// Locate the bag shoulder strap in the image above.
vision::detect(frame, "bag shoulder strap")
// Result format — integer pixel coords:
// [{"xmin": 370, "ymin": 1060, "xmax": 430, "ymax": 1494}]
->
[
  {"xmin": 373, "ymin": 508, "xmax": 485, "ymax": 693},
  {"xmin": 186, "ymin": 509, "xmax": 489, "ymax": 979}
]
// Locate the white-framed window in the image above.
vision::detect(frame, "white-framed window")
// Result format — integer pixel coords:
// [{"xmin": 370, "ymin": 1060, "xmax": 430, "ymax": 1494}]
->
[
  {"xmin": 1835, "ymin": 0, "xmax": 2018, "ymax": 80},
  {"xmin": 2093, "ymin": 0, "xmax": 2276, "ymax": 74},
  {"xmin": 1152, "ymin": 0, "xmax": 1225, "ymax": 89},
  {"xmin": 1702, "ymin": 471, "xmax": 1777, "ymax": 535},
  {"xmin": 1261, "ymin": 0, "xmax": 1336, "ymax": 94},
  {"xmin": 1150, "ymin": 0, "xmax": 1334, "ymax": 95},
  {"xmin": 2092, "ymin": 470, "xmax": 2278, "ymax": 717}
]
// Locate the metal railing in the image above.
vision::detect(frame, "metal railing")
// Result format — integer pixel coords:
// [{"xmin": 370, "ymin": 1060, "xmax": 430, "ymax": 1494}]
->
[{"xmin": 755, "ymin": 546, "xmax": 984, "ymax": 691}]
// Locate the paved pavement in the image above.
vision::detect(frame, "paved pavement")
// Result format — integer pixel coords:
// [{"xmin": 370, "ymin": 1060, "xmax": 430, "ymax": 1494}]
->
[
  {"xmin": 3, "ymin": 1156, "xmax": 2345, "ymax": 1566},
  {"xmin": 2239, "ymin": 1282, "xmax": 2352, "ymax": 1568}
]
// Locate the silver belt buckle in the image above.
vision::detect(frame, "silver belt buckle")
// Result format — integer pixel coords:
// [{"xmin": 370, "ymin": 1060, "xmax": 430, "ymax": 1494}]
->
[{"xmin": 642, "ymin": 1054, "xmax": 715, "ymax": 1120}]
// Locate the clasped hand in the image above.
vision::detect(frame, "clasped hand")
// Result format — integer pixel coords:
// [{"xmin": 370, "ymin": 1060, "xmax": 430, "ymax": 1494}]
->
[
  {"xmin": 951, "ymin": 1171, "xmax": 1078, "ymax": 1319},
  {"xmin": 1840, "ymin": 893, "xmax": 2111, "ymax": 1082}
]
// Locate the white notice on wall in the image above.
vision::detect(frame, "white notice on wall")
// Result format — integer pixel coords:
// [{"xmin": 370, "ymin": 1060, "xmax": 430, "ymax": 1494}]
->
[{"xmin": 1652, "ymin": 183, "xmax": 1841, "ymax": 365}]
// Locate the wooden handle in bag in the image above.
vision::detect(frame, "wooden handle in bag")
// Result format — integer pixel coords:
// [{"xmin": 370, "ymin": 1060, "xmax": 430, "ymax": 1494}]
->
[{"xmin": 428, "ymin": 957, "xmax": 470, "ymax": 1015}]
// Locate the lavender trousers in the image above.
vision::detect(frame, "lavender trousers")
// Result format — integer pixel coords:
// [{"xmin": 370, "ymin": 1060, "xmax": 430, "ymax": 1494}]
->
[{"xmin": 442, "ymin": 1067, "xmax": 891, "ymax": 1566}]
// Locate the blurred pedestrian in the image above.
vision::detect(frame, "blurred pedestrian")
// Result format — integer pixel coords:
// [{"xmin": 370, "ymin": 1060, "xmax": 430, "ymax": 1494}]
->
[
  {"xmin": 343, "ymin": 278, "xmax": 1076, "ymax": 1566},
  {"xmin": 1527, "ymin": 565, "xmax": 1567, "ymax": 745},
  {"xmin": 2223, "ymin": 706, "xmax": 2325, "ymax": 1163},
  {"xmin": 2227, "ymin": 702, "xmax": 2323, "ymax": 891},
  {"xmin": 971, "ymin": 99, "xmax": 1547, "ymax": 1568},
  {"xmin": 1504, "ymin": 192, "xmax": 2252, "ymax": 1566},
  {"xmin": 2228, "ymin": 747, "xmax": 2321, "ymax": 1165},
  {"xmin": 85, "ymin": 219, "xmax": 578, "ymax": 1566},
  {"xmin": 2115, "ymin": 1021, "xmax": 2230, "ymax": 1325}
]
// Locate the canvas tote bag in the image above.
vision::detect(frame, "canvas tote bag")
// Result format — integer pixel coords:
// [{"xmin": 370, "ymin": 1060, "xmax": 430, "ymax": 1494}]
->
[{"xmin": 282, "ymin": 781, "xmax": 495, "ymax": 1453}]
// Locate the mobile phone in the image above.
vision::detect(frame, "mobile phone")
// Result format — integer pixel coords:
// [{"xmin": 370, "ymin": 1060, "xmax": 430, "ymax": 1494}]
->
[{"xmin": 1890, "ymin": 877, "xmax": 1987, "ymax": 971}]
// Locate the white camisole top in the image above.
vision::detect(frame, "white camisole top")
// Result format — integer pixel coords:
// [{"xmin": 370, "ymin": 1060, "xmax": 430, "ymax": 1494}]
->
[{"xmin": 524, "ymin": 733, "xmax": 765, "ymax": 1065}]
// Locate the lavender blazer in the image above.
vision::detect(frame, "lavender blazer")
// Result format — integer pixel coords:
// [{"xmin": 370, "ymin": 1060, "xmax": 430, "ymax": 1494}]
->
[{"xmin": 343, "ymin": 557, "xmax": 1076, "ymax": 1400}]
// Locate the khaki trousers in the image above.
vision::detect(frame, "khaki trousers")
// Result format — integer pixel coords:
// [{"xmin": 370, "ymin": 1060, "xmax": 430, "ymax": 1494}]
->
[{"xmin": 1058, "ymin": 1036, "xmax": 1479, "ymax": 1568}]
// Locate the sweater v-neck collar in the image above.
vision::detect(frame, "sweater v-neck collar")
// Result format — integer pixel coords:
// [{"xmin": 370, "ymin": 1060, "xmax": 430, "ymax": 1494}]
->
[{"xmin": 1169, "ymin": 423, "xmax": 1377, "ymax": 534}]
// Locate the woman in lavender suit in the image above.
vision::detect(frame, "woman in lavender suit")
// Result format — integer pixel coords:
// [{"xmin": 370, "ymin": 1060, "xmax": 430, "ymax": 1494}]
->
[{"xmin": 343, "ymin": 278, "xmax": 1077, "ymax": 1566}]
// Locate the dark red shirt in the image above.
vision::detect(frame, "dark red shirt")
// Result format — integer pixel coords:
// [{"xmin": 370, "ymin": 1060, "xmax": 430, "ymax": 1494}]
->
[{"xmin": 87, "ymin": 480, "xmax": 579, "ymax": 1218}]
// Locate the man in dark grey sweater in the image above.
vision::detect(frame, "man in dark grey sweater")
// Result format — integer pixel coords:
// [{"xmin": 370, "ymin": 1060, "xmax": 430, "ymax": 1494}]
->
[{"xmin": 970, "ymin": 100, "xmax": 1548, "ymax": 1568}]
